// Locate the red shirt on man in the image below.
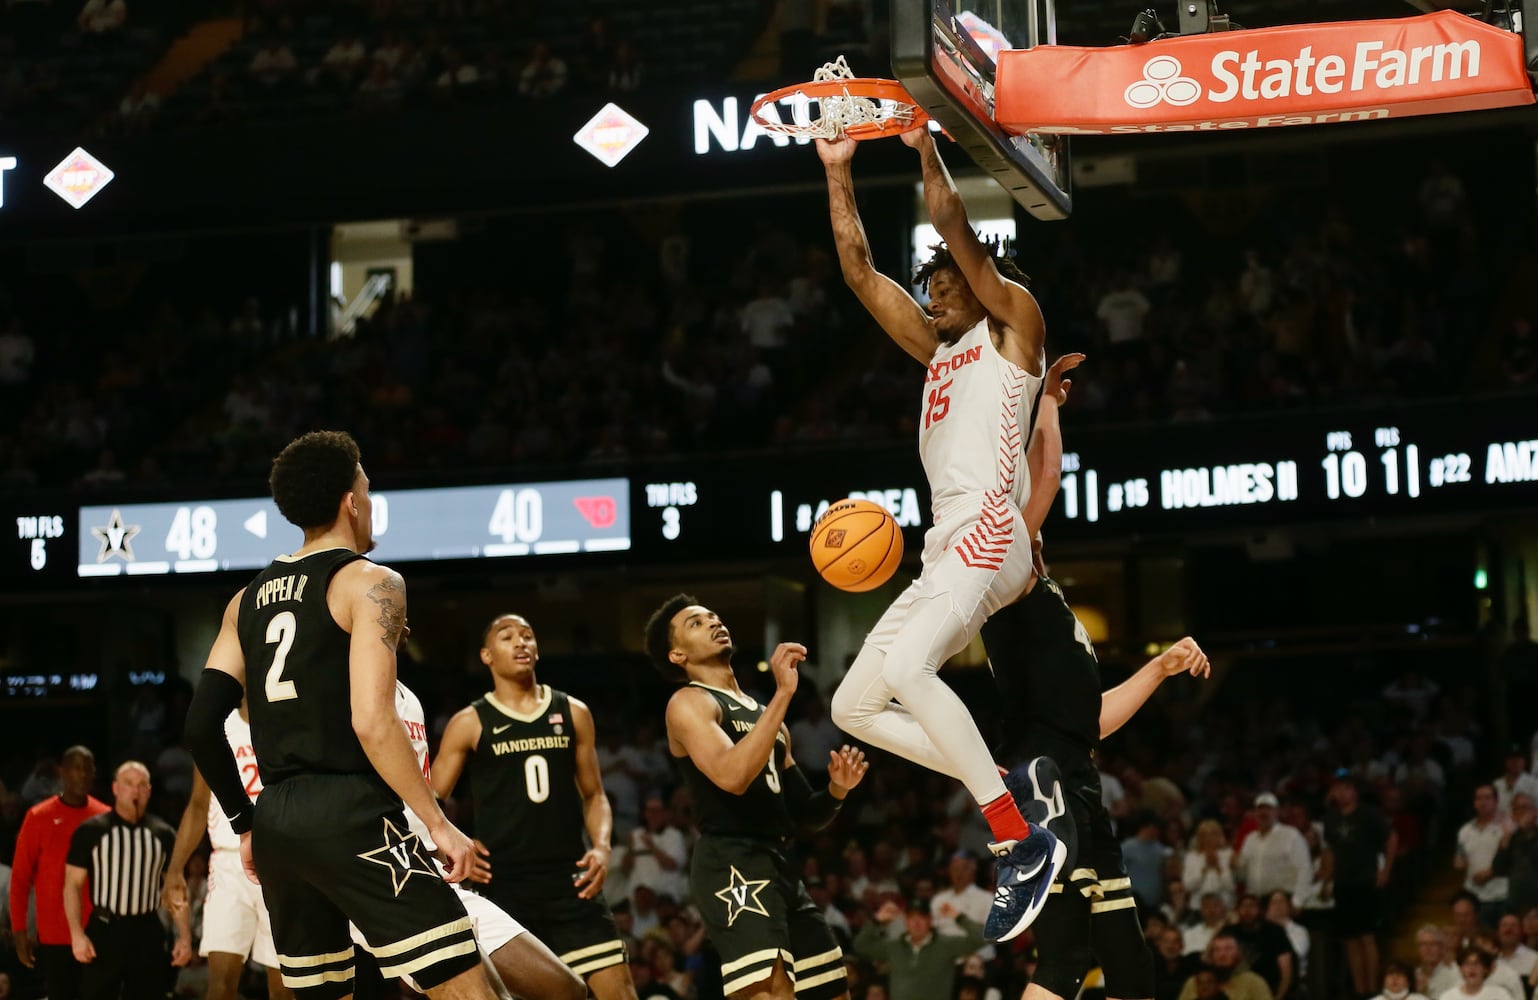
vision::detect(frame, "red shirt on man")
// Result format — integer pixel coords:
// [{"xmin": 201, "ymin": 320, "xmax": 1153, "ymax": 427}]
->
[{"xmin": 10, "ymin": 794, "xmax": 110, "ymax": 944}]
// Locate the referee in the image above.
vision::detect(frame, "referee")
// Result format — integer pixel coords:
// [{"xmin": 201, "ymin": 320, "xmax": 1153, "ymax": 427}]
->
[{"xmin": 63, "ymin": 761, "xmax": 191, "ymax": 1000}]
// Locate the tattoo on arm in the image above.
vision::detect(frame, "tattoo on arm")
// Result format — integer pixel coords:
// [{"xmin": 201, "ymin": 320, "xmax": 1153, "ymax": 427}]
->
[{"xmin": 366, "ymin": 573, "xmax": 407, "ymax": 650}]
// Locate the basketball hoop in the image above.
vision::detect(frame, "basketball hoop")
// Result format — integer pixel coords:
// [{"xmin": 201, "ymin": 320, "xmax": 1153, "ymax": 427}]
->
[{"xmin": 750, "ymin": 56, "xmax": 930, "ymax": 141}]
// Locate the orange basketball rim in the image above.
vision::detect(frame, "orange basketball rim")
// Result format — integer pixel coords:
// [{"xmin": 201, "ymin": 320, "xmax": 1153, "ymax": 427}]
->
[{"xmin": 750, "ymin": 76, "xmax": 932, "ymax": 141}]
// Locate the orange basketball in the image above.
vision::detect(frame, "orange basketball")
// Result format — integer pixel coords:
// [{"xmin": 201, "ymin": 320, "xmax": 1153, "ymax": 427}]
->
[{"xmin": 809, "ymin": 498, "xmax": 904, "ymax": 592}]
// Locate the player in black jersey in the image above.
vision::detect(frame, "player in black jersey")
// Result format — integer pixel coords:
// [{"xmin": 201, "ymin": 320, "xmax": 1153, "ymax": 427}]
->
[
  {"xmin": 645, "ymin": 596, "xmax": 869, "ymax": 1000},
  {"xmin": 981, "ymin": 376, "xmax": 1211, "ymax": 1000},
  {"xmin": 184, "ymin": 431, "xmax": 492, "ymax": 1000},
  {"xmin": 431, "ymin": 613, "xmax": 640, "ymax": 1000}
]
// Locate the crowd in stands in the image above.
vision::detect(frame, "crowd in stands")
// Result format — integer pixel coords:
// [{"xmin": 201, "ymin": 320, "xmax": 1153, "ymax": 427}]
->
[
  {"xmin": 0, "ymin": 150, "xmax": 1531, "ymax": 494},
  {"xmin": 0, "ymin": 629, "xmax": 1533, "ymax": 999}
]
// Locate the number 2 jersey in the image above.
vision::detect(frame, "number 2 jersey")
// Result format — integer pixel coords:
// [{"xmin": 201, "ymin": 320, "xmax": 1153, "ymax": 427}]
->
[
  {"xmin": 237, "ymin": 548, "xmax": 372, "ymax": 787},
  {"xmin": 919, "ymin": 318, "xmax": 1044, "ymax": 520},
  {"xmin": 673, "ymin": 683, "xmax": 795, "ymax": 841},
  {"xmin": 466, "ymin": 687, "xmax": 586, "ymax": 868}
]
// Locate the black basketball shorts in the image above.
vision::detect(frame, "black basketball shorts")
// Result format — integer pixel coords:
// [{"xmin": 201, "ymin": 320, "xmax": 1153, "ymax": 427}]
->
[
  {"xmin": 252, "ymin": 774, "xmax": 479, "ymax": 1000},
  {"xmin": 475, "ymin": 865, "xmax": 627, "ymax": 979},
  {"xmin": 692, "ymin": 836, "xmax": 846, "ymax": 1000}
]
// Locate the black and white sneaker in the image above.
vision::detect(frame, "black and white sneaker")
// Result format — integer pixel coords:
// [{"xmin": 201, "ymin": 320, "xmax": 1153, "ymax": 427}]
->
[{"xmin": 985, "ymin": 825, "xmax": 1067, "ymax": 942}]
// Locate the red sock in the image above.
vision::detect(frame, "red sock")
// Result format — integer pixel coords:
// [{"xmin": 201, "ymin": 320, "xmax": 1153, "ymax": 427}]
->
[{"xmin": 982, "ymin": 793, "xmax": 1031, "ymax": 843}]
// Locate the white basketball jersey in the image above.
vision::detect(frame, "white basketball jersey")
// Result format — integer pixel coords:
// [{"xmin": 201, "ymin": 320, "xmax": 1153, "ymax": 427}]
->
[
  {"xmin": 918, "ymin": 318, "xmax": 1043, "ymax": 517},
  {"xmin": 395, "ymin": 682, "xmax": 437, "ymax": 849},
  {"xmin": 208, "ymin": 711, "xmax": 261, "ymax": 851}
]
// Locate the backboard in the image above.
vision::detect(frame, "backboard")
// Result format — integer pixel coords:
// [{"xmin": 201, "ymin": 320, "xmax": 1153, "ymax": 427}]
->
[{"xmin": 892, "ymin": 0, "xmax": 1073, "ymax": 219}]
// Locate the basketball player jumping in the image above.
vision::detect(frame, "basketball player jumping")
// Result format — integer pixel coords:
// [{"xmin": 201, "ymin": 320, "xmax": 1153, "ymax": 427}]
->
[
  {"xmin": 184, "ymin": 430, "xmax": 496, "ymax": 1000},
  {"xmin": 986, "ymin": 364, "xmax": 1212, "ymax": 1000},
  {"xmin": 162, "ymin": 705, "xmax": 293, "ymax": 1000},
  {"xmin": 430, "ymin": 614, "xmax": 639, "ymax": 1000},
  {"xmin": 817, "ymin": 125, "xmax": 1070, "ymax": 940},
  {"xmin": 646, "ymin": 595, "xmax": 867, "ymax": 1000}
]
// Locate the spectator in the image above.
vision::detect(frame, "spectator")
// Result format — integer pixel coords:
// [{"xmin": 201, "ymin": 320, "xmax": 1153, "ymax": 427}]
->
[
  {"xmin": 1494, "ymin": 749, "xmax": 1538, "ymax": 818},
  {"xmin": 1238, "ymin": 250, "xmax": 1275, "ymax": 317},
  {"xmin": 623, "ymin": 796, "xmax": 687, "ymax": 904},
  {"xmin": 1156, "ymin": 926, "xmax": 1201, "ymax": 1000},
  {"xmin": 518, "ymin": 41, "xmax": 567, "ymax": 98},
  {"xmin": 1264, "ymin": 890, "xmax": 1310, "ymax": 979},
  {"xmin": 1186, "ymin": 819, "xmax": 1238, "ymax": 909},
  {"xmin": 930, "ymin": 850, "xmax": 991, "ymax": 959},
  {"xmin": 1493, "ymin": 913, "xmax": 1536, "ymax": 983},
  {"xmin": 608, "ymin": 39, "xmax": 642, "ymax": 92},
  {"xmin": 1416, "ymin": 925, "xmax": 1461, "ymax": 998},
  {"xmin": 1457, "ymin": 785, "xmax": 1512, "ymax": 928},
  {"xmin": 1124, "ymin": 813, "xmax": 1171, "ymax": 911},
  {"xmin": 1438, "ymin": 946, "xmax": 1503, "ymax": 1000},
  {"xmin": 1179, "ymin": 932, "xmax": 1274, "ymax": 1000},
  {"xmin": 1449, "ymin": 894, "xmax": 1488, "ymax": 953},
  {"xmin": 1224, "ymin": 893, "xmax": 1296, "ymax": 1000},
  {"xmin": 853, "ymin": 898, "xmax": 982, "ymax": 1000},
  {"xmin": 957, "ymin": 954, "xmax": 1001, "ymax": 1000},
  {"xmin": 1237, "ymin": 794, "xmax": 1312, "ymax": 903},
  {"xmin": 9, "ymin": 747, "xmax": 109, "ymax": 1000},
  {"xmin": 1494, "ymin": 793, "xmax": 1538, "ymax": 912},
  {"xmin": 0, "ymin": 321, "xmax": 35, "ymax": 385},
  {"xmin": 321, "ymin": 32, "xmax": 368, "ymax": 83},
  {"xmin": 1186, "ymin": 892, "xmax": 1232, "ymax": 957},
  {"xmin": 1324, "ymin": 773, "xmax": 1395, "ymax": 998},
  {"xmin": 76, "ymin": 0, "xmax": 125, "ymax": 34},
  {"xmin": 248, "ymin": 37, "xmax": 298, "ymax": 88},
  {"xmin": 790, "ymin": 693, "xmax": 843, "ymax": 764},
  {"xmin": 1373, "ymin": 960, "xmax": 1430, "ymax": 1000},
  {"xmin": 116, "ymin": 81, "xmax": 160, "ymax": 129},
  {"xmin": 1096, "ymin": 273, "xmax": 1152, "ymax": 349}
]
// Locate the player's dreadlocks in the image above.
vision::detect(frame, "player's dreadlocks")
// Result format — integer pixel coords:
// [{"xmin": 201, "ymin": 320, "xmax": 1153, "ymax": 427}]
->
[{"xmin": 912, "ymin": 236, "xmax": 1031, "ymax": 294}]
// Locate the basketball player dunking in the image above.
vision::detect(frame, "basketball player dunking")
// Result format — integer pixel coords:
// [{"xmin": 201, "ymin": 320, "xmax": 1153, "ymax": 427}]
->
[
  {"xmin": 430, "ymin": 614, "xmax": 639, "ymax": 1000},
  {"xmin": 645, "ymin": 595, "xmax": 868, "ymax": 1000},
  {"xmin": 817, "ymin": 125, "xmax": 1076, "ymax": 940},
  {"xmin": 184, "ymin": 430, "xmax": 495, "ymax": 1000}
]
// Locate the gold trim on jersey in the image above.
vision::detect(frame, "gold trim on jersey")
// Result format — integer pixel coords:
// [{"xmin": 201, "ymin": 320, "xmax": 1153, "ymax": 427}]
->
[
  {"xmin": 370, "ymin": 917, "xmax": 474, "ymax": 957},
  {"xmin": 792, "ymin": 947, "xmax": 843, "ymax": 970},
  {"xmin": 278, "ymin": 946, "xmax": 355, "ymax": 968},
  {"xmin": 688, "ymin": 681, "xmax": 759, "ymax": 712},
  {"xmin": 281, "ymin": 968, "xmax": 355, "ymax": 989},
  {"xmin": 377, "ymin": 939, "xmax": 479, "ymax": 979},
  {"xmin": 568, "ymin": 951, "xmax": 628, "ymax": 976},
  {"xmin": 1090, "ymin": 897, "xmax": 1139, "ymax": 913},
  {"xmin": 273, "ymin": 546, "xmax": 354, "ymax": 563},
  {"xmin": 484, "ymin": 686, "xmax": 553, "ymax": 723},
  {"xmin": 559, "ymin": 940, "xmax": 627, "ymax": 964},
  {"xmin": 795, "ymin": 967, "xmax": 849, "ymax": 992}
]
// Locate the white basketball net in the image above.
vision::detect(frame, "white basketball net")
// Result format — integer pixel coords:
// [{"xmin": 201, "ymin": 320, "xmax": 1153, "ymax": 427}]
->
[{"xmin": 758, "ymin": 56, "xmax": 921, "ymax": 139}]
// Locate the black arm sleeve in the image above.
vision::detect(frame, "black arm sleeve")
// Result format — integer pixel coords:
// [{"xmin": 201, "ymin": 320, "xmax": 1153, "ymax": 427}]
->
[
  {"xmin": 185, "ymin": 669, "xmax": 253, "ymax": 835},
  {"xmin": 782, "ymin": 763, "xmax": 843, "ymax": 832}
]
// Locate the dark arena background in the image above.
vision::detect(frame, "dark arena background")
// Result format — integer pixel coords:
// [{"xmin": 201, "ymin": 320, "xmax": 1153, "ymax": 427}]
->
[{"xmin": 2, "ymin": 0, "xmax": 1538, "ymax": 997}]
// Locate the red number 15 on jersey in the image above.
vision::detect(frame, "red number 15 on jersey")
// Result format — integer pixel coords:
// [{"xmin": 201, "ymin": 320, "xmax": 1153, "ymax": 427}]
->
[{"xmin": 925, "ymin": 379, "xmax": 953, "ymax": 429}]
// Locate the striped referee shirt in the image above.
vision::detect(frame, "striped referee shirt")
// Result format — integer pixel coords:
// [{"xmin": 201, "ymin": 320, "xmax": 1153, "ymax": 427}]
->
[{"xmin": 66, "ymin": 810, "xmax": 175, "ymax": 918}]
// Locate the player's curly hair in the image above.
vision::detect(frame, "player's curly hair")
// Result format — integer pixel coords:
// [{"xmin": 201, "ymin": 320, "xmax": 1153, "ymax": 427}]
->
[
  {"xmin": 644, "ymin": 593, "xmax": 697, "ymax": 685},
  {"xmin": 913, "ymin": 238, "xmax": 1031, "ymax": 294},
  {"xmin": 269, "ymin": 430, "xmax": 362, "ymax": 530}
]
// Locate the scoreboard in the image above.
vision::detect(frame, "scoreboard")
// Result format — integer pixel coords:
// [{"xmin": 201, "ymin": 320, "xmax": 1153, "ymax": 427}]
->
[{"xmin": 4, "ymin": 395, "xmax": 1535, "ymax": 589}]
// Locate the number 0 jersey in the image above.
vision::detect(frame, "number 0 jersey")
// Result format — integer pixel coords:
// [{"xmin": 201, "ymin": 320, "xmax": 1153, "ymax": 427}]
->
[
  {"xmin": 919, "ymin": 318, "xmax": 1044, "ymax": 517},
  {"xmin": 468, "ymin": 687, "xmax": 585, "ymax": 868},
  {"xmin": 237, "ymin": 548, "xmax": 370, "ymax": 787},
  {"xmin": 673, "ymin": 683, "xmax": 795, "ymax": 840}
]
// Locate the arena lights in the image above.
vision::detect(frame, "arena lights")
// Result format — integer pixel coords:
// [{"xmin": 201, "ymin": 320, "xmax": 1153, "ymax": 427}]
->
[
  {"xmin": 42, "ymin": 147, "xmax": 114, "ymax": 209},
  {"xmin": 573, "ymin": 103, "xmax": 649, "ymax": 167},
  {"xmin": 0, "ymin": 157, "xmax": 15, "ymax": 207}
]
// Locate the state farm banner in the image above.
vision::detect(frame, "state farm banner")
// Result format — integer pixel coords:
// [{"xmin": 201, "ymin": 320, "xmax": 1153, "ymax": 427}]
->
[{"xmin": 995, "ymin": 11, "xmax": 1533, "ymax": 134}]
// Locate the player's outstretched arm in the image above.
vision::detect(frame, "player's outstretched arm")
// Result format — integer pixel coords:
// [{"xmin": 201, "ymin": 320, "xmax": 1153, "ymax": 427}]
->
[
  {"xmin": 904, "ymin": 127, "xmax": 1045, "ymax": 364},
  {"xmin": 569, "ymin": 698, "xmax": 614, "ymax": 900},
  {"xmin": 817, "ymin": 135, "xmax": 940, "ymax": 365},
  {"xmin": 162, "ymin": 769, "xmax": 213, "ymax": 914},
  {"xmin": 1099, "ymin": 637, "xmax": 1210, "ymax": 739},
  {"xmin": 665, "ymin": 642, "xmax": 803, "ymax": 794},
  {"xmin": 1021, "ymin": 353, "xmax": 1085, "ymax": 537},
  {"xmin": 186, "ymin": 591, "xmax": 255, "ymax": 839},
  {"xmin": 342, "ymin": 563, "xmax": 472, "ymax": 878},
  {"xmin": 429, "ymin": 706, "xmax": 481, "ymax": 800}
]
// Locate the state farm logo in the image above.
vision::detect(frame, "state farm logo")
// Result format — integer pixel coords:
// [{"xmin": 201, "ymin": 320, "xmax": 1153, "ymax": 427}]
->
[
  {"xmin": 1122, "ymin": 39, "xmax": 1483, "ymax": 111},
  {"xmin": 1125, "ymin": 56, "xmax": 1201, "ymax": 108}
]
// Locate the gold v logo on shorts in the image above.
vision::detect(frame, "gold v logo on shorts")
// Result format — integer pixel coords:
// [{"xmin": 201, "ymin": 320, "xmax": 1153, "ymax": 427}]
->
[{"xmin": 713, "ymin": 866, "xmax": 772, "ymax": 926}]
